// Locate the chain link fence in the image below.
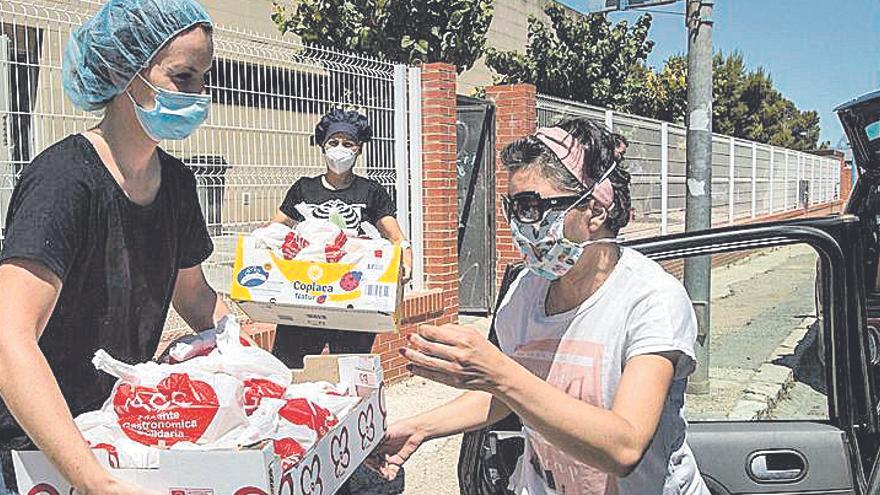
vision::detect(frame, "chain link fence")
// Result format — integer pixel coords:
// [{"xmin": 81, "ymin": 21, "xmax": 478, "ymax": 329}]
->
[{"xmin": 537, "ymin": 94, "xmax": 841, "ymax": 240}]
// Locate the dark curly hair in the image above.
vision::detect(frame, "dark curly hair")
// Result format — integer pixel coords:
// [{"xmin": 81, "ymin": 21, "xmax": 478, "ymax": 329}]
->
[
  {"xmin": 500, "ymin": 117, "xmax": 632, "ymax": 235},
  {"xmin": 313, "ymin": 108, "xmax": 373, "ymax": 146}
]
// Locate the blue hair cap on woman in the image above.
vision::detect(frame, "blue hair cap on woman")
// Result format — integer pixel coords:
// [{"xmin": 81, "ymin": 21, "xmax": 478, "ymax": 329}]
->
[
  {"xmin": 62, "ymin": 0, "xmax": 213, "ymax": 112},
  {"xmin": 314, "ymin": 108, "xmax": 373, "ymax": 146}
]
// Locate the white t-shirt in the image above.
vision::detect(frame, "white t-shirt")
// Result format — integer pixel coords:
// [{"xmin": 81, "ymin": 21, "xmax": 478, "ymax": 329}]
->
[{"xmin": 495, "ymin": 247, "xmax": 709, "ymax": 495}]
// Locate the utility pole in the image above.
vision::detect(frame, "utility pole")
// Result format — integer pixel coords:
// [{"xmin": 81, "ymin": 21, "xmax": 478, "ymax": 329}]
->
[{"xmin": 683, "ymin": 0, "xmax": 713, "ymax": 394}]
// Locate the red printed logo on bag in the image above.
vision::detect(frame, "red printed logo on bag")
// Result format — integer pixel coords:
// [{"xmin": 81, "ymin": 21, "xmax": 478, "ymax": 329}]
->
[
  {"xmin": 243, "ymin": 378, "xmax": 285, "ymax": 415},
  {"xmin": 273, "ymin": 437, "xmax": 306, "ymax": 463},
  {"xmin": 91, "ymin": 442, "xmax": 120, "ymax": 468},
  {"xmin": 279, "ymin": 398, "xmax": 338, "ymax": 437},
  {"xmin": 112, "ymin": 373, "xmax": 219, "ymax": 446},
  {"xmin": 282, "ymin": 232, "xmax": 309, "ymax": 260},
  {"xmin": 324, "ymin": 231, "xmax": 348, "ymax": 263}
]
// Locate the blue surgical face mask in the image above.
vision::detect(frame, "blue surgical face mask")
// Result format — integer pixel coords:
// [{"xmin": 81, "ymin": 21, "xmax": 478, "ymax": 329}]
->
[{"xmin": 127, "ymin": 73, "xmax": 211, "ymax": 141}]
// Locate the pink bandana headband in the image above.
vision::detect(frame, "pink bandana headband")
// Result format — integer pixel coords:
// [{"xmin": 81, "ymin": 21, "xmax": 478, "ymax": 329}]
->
[{"xmin": 534, "ymin": 126, "xmax": 616, "ymax": 210}]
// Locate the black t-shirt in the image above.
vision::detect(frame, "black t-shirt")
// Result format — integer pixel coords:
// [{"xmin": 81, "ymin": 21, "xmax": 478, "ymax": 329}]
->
[
  {"xmin": 280, "ymin": 175, "xmax": 396, "ymax": 229},
  {"xmin": 0, "ymin": 134, "xmax": 212, "ymax": 486}
]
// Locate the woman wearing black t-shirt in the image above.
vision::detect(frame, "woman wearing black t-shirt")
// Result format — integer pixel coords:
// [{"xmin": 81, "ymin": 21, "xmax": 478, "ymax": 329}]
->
[
  {"xmin": 270, "ymin": 109, "xmax": 414, "ymax": 369},
  {"xmin": 0, "ymin": 1, "xmax": 229, "ymax": 494}
]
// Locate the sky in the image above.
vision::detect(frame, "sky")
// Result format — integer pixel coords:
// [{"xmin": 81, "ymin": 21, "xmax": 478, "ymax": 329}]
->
[{"xmin": 560, "ymin": 0, "xmax": 880, "ymax": 147}]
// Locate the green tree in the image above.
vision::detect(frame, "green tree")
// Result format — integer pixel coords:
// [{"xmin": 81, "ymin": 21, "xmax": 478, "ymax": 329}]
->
[
  {"xmin": 710, "ymin": 52, "xmax": 822, "ymax": 150},
  {"xmin": 641, "ymin": 51, "xmax": 823, "ymax": 151},
  {"xmin": 272, "ymin": 0, "xmax": 494, "ymax": 73},
  {"xmin": 628, "ymin": 54, "xmax": 687, "ymax": 123},
  {"xmin": 485, "ymin": 3, "xmax": 654, "ymax": 110}
]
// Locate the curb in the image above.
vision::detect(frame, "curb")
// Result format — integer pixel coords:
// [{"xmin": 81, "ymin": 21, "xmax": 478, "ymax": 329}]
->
[{"xmin": 727, "ymin": 317, "xmax": 815, "ymax": 420}]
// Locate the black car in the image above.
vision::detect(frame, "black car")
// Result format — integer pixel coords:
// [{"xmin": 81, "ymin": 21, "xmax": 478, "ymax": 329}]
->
[{"xmin": 459, "ymin": 90, "xmax": 880, "ymax": 495}]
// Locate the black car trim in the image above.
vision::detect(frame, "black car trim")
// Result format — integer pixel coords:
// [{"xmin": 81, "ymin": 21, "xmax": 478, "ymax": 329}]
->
[{"xmin": 626, "ymin": 220, "xmax": 859, "ymax": 432}]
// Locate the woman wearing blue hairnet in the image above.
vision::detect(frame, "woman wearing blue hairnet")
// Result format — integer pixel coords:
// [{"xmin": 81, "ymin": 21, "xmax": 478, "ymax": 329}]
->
[{"xmin": 0, "ymin": 1, "xmax": 228, "ymax": 494}]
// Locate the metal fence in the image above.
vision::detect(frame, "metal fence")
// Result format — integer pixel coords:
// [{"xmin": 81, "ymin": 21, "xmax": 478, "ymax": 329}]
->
[
  {"xmin": 537, "ymin": 94, "xmax": 842, "ymax": 240},
  {"xmin": 0, "ymin": 0, "xmax": 424, "ymax": 301}
]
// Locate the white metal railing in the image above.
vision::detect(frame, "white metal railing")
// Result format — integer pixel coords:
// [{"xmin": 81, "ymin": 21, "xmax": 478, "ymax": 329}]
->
[
  {"xmin": 537, "ymin": 94, "xmax": 842, "ymax": 239},
  {"xmin": 0, "ymin": 0, "xmax": 422, "ymax": 297}
]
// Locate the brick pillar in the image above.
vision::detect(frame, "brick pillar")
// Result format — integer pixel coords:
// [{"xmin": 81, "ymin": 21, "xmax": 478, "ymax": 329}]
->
[
  {"xmin": 486, "ymin": 84, "xmax": 536, "ymax": 292},
  {"xmin": 420, "ymin": 63, "xmax": 459, "ymax": 324},
  {"xmin": 841, "ymin": 161, "xmax": 852, "ymax": 202}
]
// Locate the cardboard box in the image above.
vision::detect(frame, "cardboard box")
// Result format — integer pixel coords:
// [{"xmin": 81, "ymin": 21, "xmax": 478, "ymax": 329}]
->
[
  {"xmin": 14, "ymin": 355, "xmax": 387, "ymax": 495},
  {"xmin": 230, "ymin": 236, "xmax": 403, "ymax": 332}
]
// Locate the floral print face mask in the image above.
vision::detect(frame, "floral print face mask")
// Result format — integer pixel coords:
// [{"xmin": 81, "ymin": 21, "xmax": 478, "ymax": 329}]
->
[{"xmin": 509, "ymin": 202, "xmax": 617, "ymax": 281}]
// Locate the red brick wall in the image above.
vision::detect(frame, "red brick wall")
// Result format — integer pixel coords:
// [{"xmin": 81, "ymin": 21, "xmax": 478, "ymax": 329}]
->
[
  {"xmin": 486, "ymin": 84, "xmax": 536, "ymax": 292},
  {"xmin": 370, "ymin": 63, "xmax": 461, "ymax": 383},
  {"xmin": 372, "ymin": 290, "xmax": 446, "ymax": 383},
  {"xmin": 840, "ymin": 162, "xmax": 852, "ymax": 202},
  {"xmin": 420, "ymin": 63, "xmax": 460, "ymax": 323}
]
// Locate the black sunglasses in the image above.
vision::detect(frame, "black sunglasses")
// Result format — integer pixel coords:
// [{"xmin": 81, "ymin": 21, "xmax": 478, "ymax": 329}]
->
[
  {"xmin": 502, "ymin": 192, "xmax": 587, "ymax": 224},
  {"xmin": 503, "ymin": 163, "xmax": 619, "ymax": 224}
]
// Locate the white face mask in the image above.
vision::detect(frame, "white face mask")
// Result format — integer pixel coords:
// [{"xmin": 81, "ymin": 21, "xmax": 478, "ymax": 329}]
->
[{"xmin": 324, "ymin": 145, "xmax": 357, "ymax": 173}]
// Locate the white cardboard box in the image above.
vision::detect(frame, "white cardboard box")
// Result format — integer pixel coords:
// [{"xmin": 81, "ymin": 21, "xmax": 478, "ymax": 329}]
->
[
  {"xmin": 230, "ymin": 236, "xmax": 403, "ymax": 332},
  {"xmin": 14, "ymin": 355, "xmax": 387, "ymax": 495}
]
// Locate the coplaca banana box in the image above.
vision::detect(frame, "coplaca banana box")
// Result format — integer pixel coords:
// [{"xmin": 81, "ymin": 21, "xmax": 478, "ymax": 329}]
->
[{"xmin": 230, "ymin": 236, "xmax": 402, "ymax": 332}]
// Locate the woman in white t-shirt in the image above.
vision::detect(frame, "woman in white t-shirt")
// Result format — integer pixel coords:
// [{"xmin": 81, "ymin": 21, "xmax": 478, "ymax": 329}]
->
[{"xmin": 371, "ymin": 117, "xmax": 709, "ymax": 494}]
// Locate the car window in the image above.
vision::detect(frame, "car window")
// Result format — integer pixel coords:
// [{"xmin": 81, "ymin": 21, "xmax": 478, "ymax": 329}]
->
[
  {"xmin": 675, "ymin": 244, "xmax": 828, "ymax": 421},
  {"xmin": 866, "ymin": 121, "xmax": 880, "ymax": 141}
]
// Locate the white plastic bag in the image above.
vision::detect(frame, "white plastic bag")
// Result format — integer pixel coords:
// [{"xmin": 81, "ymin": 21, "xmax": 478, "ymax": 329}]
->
[
  {"xmin": 250, "ymin": 222, "xmax": 293, "ymax": 252},
  {"xmin": 93, "ymin": 353, "xmax": 248, "ymax": 448},
  {"xmin": 284, "ymin": 382, "xmax": 360, "ymax": 420},
  {"xmin": 79, "ymin": 315, "xmax": 365, "ymax": 470},
  {"xmin": 198, "ymin": 316, "xmax": 292, "ymax": 388},
  {"xmin": 286, "ymin": 219, "xmax": 348, "ymax": 262},
  {"xmin": 76, "ymin": 411, "xmax": 161, "ymax": 469},
  {"xmin": 339, "ymin": 236, "xmax": 394, "ymax": 265}
]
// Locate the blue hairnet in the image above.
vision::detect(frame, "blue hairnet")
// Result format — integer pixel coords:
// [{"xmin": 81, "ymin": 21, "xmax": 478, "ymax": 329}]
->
[{"xmin": 63, "ymin": 0, "xmax": 213, "ymax": 111}]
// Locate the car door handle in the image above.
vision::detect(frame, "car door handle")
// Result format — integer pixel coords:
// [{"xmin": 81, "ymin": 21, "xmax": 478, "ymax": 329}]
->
[{"xmin": 748, "ymin": 450, "xmax": 807, "ymax": 483}]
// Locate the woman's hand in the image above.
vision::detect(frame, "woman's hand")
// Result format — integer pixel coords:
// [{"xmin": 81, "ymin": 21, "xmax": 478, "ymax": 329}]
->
[
  {"xmin": 366, "ymin": 419, "xmax": 426, "ymax": 481},
  {"xmin": 401, "ymin": 324, "xmax": 519, "ymax": 392}
]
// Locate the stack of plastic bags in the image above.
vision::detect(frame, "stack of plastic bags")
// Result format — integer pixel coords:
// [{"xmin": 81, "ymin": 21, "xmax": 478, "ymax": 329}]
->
[
  {"xmin": 75, "ymin": 316, "xmax": 361, "ymax": 469},
  {"xmin": 250, "ymin": 203, "xmax": 392, "ymax": 265}
]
